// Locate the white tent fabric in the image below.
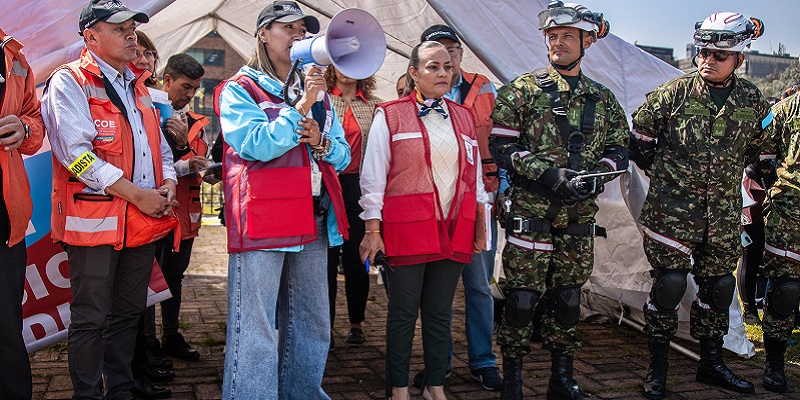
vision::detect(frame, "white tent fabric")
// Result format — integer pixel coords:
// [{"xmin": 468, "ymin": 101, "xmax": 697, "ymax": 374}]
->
[{"xmin": 1, "ymin": 0, "xmax": 753, "ymax": 356}]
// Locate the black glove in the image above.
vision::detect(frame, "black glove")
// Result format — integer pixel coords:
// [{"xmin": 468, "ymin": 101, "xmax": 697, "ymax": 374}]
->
[{"xmin": 539, "ymin": 168, "xmax": 580, "ymax": 202}]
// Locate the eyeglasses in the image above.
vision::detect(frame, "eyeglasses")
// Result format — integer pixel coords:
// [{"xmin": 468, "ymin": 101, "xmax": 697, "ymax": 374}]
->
[
  {"xmin": 697, "ymin": 48, "xmax": 736, "ymax": 62},
  {"xmin": 446, "ymin": 45, "xmax": 461, "ymax": 56},
  {"xmin": 136, "ymin": 50, "xmax": 157, "ymax": 59}
]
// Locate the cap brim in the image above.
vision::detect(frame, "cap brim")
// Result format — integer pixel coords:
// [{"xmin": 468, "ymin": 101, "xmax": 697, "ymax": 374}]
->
[
  {"xmin": 105, "ymin": 11, "xmax": 149, "ymax": 25},
  {"xmin": 274, "ymin": 14, "xmax": 320, "ymax": 34},
  {"xmin": 424, "ymin": 33, "xmax": 460, "ymax": 44}
]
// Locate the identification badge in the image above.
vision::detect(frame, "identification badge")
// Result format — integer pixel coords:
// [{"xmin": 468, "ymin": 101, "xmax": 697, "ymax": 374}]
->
[
  {"xmin": 311, "ymin": 160, "xmax": 322, "ymax": 197},
  {"xmin": 465, "ymin": 140, "xmax": 474, "ymax": 165},
  {"xmin": 731, "ymin": 107, "xmax": 756, "ymax": 122}
]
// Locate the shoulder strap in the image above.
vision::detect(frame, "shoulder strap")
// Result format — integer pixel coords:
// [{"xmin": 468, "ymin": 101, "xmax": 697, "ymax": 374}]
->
[
  {"xmin": 100, "ymin": 73, "xmax": 129, "ymax": 123},
  {"xmin": 458, "ymin": 72, "xmax": 477, "ymax": 105},
  {"xmin": 533, "ymin": 68, "xmax": 583, "ymax": 170}
]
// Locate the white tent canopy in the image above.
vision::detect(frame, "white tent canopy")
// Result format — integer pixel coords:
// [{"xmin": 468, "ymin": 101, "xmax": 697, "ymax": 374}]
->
[{"xmin": 2, "ymin": 0, "xmax": 753, "ymax": 356}]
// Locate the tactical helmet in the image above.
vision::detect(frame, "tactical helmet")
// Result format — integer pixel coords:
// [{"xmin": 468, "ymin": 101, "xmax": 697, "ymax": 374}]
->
[
  {"xmin": 538, "ymin": 1, "xmax": 609, "ymax": 43},
  {"xmin": 694, "ymin": 12, "xmax": 764, "ymax": 52}
]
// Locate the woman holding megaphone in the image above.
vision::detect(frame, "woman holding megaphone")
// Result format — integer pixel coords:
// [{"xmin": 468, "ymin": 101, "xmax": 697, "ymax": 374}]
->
[
  {"xmin": 359, "ymin": 41, "xmax": 489, "ymax": 400},
  {"xmin": 214, "ymin": 1, "xmax": 350, "ymax": 399}
]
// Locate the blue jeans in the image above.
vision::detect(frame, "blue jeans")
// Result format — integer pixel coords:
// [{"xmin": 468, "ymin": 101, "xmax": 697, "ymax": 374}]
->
[
  {"xmin": 448, "ymin": 216, "xmax": 498, "ymax": 370},
  {"xmin": 222, "ymin": 216, "xmax": 331, "ymax": 400}
]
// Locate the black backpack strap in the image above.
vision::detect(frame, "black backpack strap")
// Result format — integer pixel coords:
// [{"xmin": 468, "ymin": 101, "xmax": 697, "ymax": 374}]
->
[
  {"xmin": 534, "ymin": 68, "xmax": 582, "ymax": 170},
  {"xmin": 458, "ymin": 72, "xmax": 477, "ymax": 104}
]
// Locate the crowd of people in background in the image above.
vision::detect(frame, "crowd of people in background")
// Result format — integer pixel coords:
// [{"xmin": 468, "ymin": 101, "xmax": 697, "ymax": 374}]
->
[{"xmin": 2, "ymin": 0, "xmax": 800, "ymax": 399}]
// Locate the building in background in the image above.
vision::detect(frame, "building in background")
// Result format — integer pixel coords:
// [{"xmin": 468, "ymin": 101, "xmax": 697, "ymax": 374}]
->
[
  {"xmin": 184, "ymin": 31, "xmax": 246, "ymax": 143},
  {"xmin": 636, "ymin": 44, "xmax": 677, "ymax": 67},
  {"xmin": 677, "ymin": 42, "xmax": 796, "ymax": 78}
]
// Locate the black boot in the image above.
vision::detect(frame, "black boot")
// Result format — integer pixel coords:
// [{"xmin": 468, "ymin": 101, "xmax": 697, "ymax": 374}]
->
[
  {"xmin": 696, "ymin": 338, "xmax": 755, "ymax": 393},
  {"xmin": 547, "ymin": 353, "xmax": 583, "ymax": 400},
  {"xmin": 763, "ymin": 338, "xmax": 788, "ymax": 393},
  {"xmin": 500, "ymin": 357, "xmax": 523, "ymax": 400},
  {"xmin": 642, "ymin": 340, "xmax": 669, "ymax": 399}
]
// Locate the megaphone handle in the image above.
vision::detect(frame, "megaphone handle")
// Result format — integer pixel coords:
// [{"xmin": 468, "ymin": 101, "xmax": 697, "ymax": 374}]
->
[
  {"xmin": 303, "ymin": 63, "xmax": 326, "ymax": 103},
  {"xmin": 282, "ymin": 59, "xmax": 303, "ymax": 107}
]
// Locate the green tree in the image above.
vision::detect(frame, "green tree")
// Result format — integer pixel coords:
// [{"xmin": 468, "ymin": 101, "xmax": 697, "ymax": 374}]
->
[{"xmin": 748, "ymin": 60, "xmax": 800, "ymax": 99}]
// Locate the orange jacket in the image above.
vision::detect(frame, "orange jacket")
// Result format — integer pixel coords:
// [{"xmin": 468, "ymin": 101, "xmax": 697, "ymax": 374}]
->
[
  {"xmin": 175, "ymin": 111, "xmax": 209, "ymax": 240},
  {"xmin": 50, "ymin": 49, "xmax": 164, "ymax": 249},
  {"xmin": 0, "ymin": 29, "xmax": 44, "ymax": 247},
  {"xmin": 459, "ymin": 70, "xmax": 498, "ymax": 192}
]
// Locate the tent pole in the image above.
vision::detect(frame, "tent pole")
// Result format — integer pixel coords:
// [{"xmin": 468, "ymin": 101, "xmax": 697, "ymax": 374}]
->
[{"xmin": 620, "ymin": 317, "xmax": 701, "ymax": 362}]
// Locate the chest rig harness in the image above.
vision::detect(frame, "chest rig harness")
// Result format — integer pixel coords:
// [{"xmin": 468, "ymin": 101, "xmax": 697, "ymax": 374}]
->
[{"xmin": 506, "ymin": 68, "xmax": 606, "ymax": 238}]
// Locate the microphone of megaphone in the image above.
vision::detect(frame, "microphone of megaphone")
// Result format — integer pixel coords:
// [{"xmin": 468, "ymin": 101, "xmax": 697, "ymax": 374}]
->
[{"xmin": 284, "ymin": 8, "xmax": 386, "ymax": 105}]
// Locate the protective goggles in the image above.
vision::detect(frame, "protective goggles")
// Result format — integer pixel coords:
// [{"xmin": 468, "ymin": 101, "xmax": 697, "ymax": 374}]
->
[
  {"xmin": 538, "ymin": 7, "xmax": 602, "ymax": 29},
  {"xmin": 693, "ymin": 29, "xmax": 749, "ymax": 49},
  {"xmin": 697, "ymin": 48, "xmax": 736, "ymax": 62}
]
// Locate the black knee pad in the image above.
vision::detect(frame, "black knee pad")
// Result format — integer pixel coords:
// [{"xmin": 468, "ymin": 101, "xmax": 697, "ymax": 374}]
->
[
  {"xmin": 696, "ymin": 274, "xmax": 736, "ymax": 313},
  {"xmin": 650, "ymin": 270, "xmax": 688, "ymax": 312},
  {"xmin": 550, "ymin": 285, "xmax": 582, "ymax": 327},
  {"xmin": 505, "ymin": 289, "xmax": 539, "ymax": 328},
  {"xmin": 766, "ymin": 279, "xmax": 800, "ymax": 320}
]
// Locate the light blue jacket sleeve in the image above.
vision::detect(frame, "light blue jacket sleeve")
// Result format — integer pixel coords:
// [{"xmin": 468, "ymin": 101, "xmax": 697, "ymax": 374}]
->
[
  {"xmin": 218, "ymin": 80, "xmax": 304, "ymax": 162},
  {"xmin": 322, "ymin": 104, "xmax": 351, "ymax": 172}
]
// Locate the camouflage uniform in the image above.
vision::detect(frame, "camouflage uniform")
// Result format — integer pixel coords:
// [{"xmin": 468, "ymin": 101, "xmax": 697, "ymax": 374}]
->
[
  {"xmin": 630, "ymin": 71, "xmax": 775, "ymax": 341},
  {"xmin": 490, "ymin": 66, "xmax": 629, "ymax": 357},
  {"xmin": 763, "ymin": 93, "xmax": 800, "ymax": 342}
]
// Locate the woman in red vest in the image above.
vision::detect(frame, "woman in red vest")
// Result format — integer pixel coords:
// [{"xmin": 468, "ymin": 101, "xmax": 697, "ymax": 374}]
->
[{"xmin": 359, "ymin": 41, "xmax": 488, "ymax": 400}]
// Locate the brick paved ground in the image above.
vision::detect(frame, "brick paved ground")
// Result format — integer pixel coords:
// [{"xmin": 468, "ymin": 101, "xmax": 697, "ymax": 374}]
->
[{"xmin": 30, "ymin": 224, "xmax": 800, "ymax": 399}]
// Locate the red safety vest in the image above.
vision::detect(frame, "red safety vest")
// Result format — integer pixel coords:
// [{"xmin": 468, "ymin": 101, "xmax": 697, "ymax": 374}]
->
[
  {"xmin": 460, "ymin": 70, "xmax": 498, "ymax": 192},
  {"xmin": 214, "ymin": 74, "xmax": 348, "ymax": 252},
  {"xmin": 174, "ymin": 111, "xmax": 210, "ymax": 240},
  {"xmin": 380, "ymin": 94, "xmax": 478, "ymax": 266},
  {"xmin": 50, "ymin": 49, "xmax": 164, "ymax": 250}
]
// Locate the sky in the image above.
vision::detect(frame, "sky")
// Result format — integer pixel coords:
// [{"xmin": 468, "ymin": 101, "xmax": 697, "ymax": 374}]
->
[{"xmin": 576, "ymin": 1, "xmax": 799, "ymax": 60}]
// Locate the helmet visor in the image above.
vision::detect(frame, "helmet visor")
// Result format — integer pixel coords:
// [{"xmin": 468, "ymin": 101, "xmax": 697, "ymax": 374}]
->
[
  {"xmin": 693, "ymin": 29, "xmax": 748, "ymax": 49},
  {"xmin": 538, "ymin": 8, "xmax": 581, "ymax": 30}
]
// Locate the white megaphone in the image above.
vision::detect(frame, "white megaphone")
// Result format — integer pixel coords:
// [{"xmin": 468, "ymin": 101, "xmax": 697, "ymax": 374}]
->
[{"xmin": 289, "ymin": 8, "xmax": 387, "ymax": 101}]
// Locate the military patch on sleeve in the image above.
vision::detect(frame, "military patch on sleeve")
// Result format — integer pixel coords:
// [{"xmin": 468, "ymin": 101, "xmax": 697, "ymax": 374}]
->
[{"xmin": 69, "ymin": 151, "xmax": 98, "ymax": 177}]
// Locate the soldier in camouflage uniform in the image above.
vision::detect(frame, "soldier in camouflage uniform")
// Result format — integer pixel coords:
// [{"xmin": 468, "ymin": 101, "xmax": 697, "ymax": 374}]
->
[
  {"xmin": 760, "ymin": 91, "xmax": 800, "ymax": 393},
  {"xmin": 489, "ymin": 2, "xmax": 628, "ymax": 399},
  {"xmin": 629, "ymin": 12, "xmax": 773, "ymax": 400}
]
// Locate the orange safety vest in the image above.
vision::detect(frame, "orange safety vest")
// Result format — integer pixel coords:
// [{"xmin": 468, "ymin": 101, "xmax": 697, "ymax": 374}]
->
[
  {"xmin": 460, "ymin": 70, "xmax": 499, "ymax": 192},
  {"xmin": 49, "ymin": 49, "xmax": 165, "ymax": 250},
  {"xmin": 174, "ymin": 111, "xmax": 210, "ymax": 240},
  {"xmin": 0, "ymin": 29, "xmax": 43, "ymax": 247},
  {"xmin": 380, "ymin": 94, "xmax": 478, "ymax": 266}
]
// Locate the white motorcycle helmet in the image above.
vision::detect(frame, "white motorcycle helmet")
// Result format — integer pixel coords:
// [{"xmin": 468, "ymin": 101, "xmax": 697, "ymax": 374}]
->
[
  {"xmin": 538, "ymin": 1, "xmax": 609, "ymax": 43},
  {"xmin": 694, "ymin": 12, "xmax": 764, "ymax": 52}
]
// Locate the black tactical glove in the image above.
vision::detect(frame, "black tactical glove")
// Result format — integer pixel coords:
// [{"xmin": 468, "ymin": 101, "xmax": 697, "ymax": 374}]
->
[{"xmin": 539, "ymin": 168, "xmax": 580, "ymax": 203}]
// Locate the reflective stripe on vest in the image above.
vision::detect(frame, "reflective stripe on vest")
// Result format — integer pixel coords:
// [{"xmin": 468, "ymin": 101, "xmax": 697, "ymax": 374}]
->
[{"xmin": 50, "ymin": 49, "xmax": 164, "ymax": 249}]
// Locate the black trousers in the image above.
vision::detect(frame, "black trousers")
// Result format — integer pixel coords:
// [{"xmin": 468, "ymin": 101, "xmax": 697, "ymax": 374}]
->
[
  {"xmin": 739, "ymin": 190, "xmax": 766, "ymax": 314},
  {"xmin": 64, "ymin": 243, "xmax": 156, "ymax": 400},
  {"xmin": 145, "ymin": 233, "xmax": 195, "ymax": 342},
  {"xmin": 0, "ymin": 240, "xmax": 31, "ymax": 399},
  {"xmin": 327, "ymin": 173, "xmax": 369, "ymax": 326}
]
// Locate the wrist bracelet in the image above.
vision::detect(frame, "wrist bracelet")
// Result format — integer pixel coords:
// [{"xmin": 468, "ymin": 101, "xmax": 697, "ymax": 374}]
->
[
  {"xmin": 21, "ymin": 122, "xmax": 30, "ymax": 140},
  {"xmin": 365, "ymin": 229, "xmax": 381, "ymax": 234}
]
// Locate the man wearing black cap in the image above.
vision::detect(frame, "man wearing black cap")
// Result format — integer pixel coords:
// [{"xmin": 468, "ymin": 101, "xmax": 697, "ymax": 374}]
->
[
  {"xmin": 41, "ymin": 1, "xmax": 178, "ymax": 398},
  {"xmin": 411, "ymin": 24, "xmax": 503, "ymax": 392}
]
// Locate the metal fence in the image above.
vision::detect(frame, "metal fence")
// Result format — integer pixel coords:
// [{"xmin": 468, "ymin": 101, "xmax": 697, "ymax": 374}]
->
[{"xmin": 200, "ymin": 182, "xmax": 224, "ymax": 217}]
